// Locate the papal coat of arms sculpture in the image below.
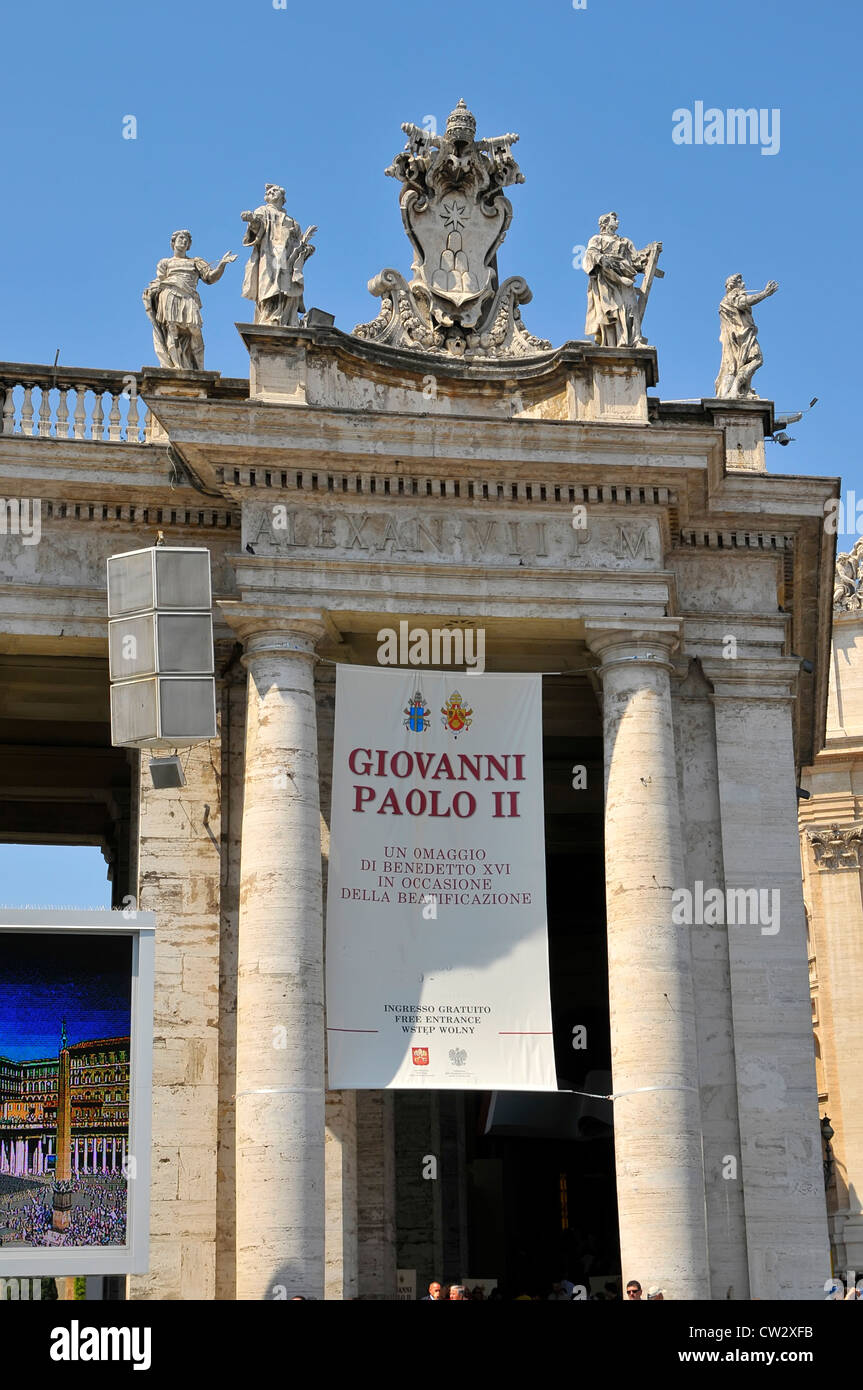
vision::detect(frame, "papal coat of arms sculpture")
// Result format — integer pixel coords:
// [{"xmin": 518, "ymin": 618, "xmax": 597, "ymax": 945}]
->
[{"xmin": 354, "ymin": 99, "xmax": 551, "ymax": 361}]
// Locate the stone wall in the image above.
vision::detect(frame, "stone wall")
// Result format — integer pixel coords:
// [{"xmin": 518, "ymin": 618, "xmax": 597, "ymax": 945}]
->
[
  {"xmin": 800, "ymin": 607, "xmax": 863, "ymax": 1282},
  {"xmin": 130, "ymin": 740, "xmax": 222, "ymax": 1299}
]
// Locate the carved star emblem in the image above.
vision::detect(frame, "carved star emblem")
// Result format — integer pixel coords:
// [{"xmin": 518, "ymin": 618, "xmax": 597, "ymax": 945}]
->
[{"xmin": 441, "ymin": 200, "xmax": 467, "ymax": 233}]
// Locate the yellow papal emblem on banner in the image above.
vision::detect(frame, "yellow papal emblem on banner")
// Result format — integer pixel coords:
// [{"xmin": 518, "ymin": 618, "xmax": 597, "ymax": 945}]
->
[{"xmin": 441, "ymin": 691, "xmax": 473, "ymax": 736}]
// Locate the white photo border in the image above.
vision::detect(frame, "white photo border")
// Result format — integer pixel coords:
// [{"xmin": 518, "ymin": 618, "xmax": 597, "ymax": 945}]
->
[{"xmin": 0, "ymin": 910, "xmax": 154, "ymax": 1276}]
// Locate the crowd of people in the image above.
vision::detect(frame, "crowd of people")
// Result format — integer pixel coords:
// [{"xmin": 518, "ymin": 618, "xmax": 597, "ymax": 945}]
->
[
  {"xmin": 0, "ymin": 1173, "xmax": 126, "ymax": 1247},
  {"xmin": 418, "ymin": 1277, "xmax": 662, "ymax": 1300},
  {"xmin": 417, "ymin": 1276, "xmax": 863, "ymax": 1302},
  {"xmin": 624, "ymin": 1280, "xmax": 664, "ymax": 1301},
  {"xmin": 421, "ymin": 1282, "xmax": 496, "ymax": 1301}
]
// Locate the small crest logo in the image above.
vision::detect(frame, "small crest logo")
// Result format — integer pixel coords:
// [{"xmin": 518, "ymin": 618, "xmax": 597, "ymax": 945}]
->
[
  {"xmin": 411, "ymin": 1047, "xmax": 430, "ymax": 1066},
  {"xmin": 448, "ymin": 1048, "xmax": 467, "ymax": 1067},
  {"xmin": 441, "ymin": 691, "xmax": 473, "ymax": 737},
  {"xmin": 403, "ymin": 691, "xmax": 431, "ymax": 733}
]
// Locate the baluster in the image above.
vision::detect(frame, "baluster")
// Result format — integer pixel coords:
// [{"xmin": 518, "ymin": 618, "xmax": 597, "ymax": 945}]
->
[
  {"xmin": 1, "ymin": 384, "xmax": 16, "ymax": 435},
  {"xmin": 108, "ymin": 392, "xmax": 122, "ymax": 442},
  {"xmin": 73, "ymin": 386, "xmax": 87, "ymax": 440},
  {"xmin": 126, "ymin": 388, "xmax": 140, "ymax": 443},
  {"xmin": 38, "ymin": 384, "xmax": 53, "ymax": 438},
  {"xmin": 55, "ymin": 386, "xmax": 70, "ymax": 440},
  {"xmin": 21, "ymin": 385, "xmax": 35, "ymax": 436},
  {"xmin": 146, "ymin": 408, "xmax": 167, "ymax": 443},
  {"xmin": 91, "ymin": 389, "xmax": 105, "ymax": 441}
]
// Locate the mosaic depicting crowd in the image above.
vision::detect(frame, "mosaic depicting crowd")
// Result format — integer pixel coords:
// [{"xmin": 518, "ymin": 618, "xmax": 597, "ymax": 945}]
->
[{"xmin": 0, "ymin": 1173, "xmax": 127, "ymax": 1247}]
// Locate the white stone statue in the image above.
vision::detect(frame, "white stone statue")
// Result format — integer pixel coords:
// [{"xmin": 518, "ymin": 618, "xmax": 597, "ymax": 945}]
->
[
  {"xmin": 241, "ymin": 185, "xmax": 317, "ymax": 327},
  {"xmin": 583, "ymin": 213, "xmax": 663, "ymax": 348},
  {"xmin": 833, "ymin": 537, "xmax": 863, "ymax": 611},
  {"xmin": 143, "ymin": 231, "xmax": 236, "ymax": 371},
  {"xmin": 714, "ymin": 274, "xmax": 778, "ymax": 399}
]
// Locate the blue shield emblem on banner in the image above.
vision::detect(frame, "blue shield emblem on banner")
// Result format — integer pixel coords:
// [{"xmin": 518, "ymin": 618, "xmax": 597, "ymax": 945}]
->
[{"xmin": 403, "ymin": 692, "xmax": 430, "ymax": 733}]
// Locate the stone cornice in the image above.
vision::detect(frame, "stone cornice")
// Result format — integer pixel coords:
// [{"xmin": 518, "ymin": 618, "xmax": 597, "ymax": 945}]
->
[
  {"xmin": 677, "ymin": 529, "xmax": 794, "ymax": 552},
  {"xmin": 222, "ymin": 467, "xmax": 679, "ymax": 507},
  {"xmin": 147, "ymin": 396, "xmax": 719, "ymax": 470},
  {"xmin": 815, "ymin": 738, "xmax": 863, "ymax": 757},
  {"xmin": 236, "ymin": 323, "xmax": 661, "ymax": 388},
  {"xmin": 650, "ymin": 396, "xmax": 775, "ymax": 434},
  {"xmin": 4, "ymin": 498, "xmax": 239, "ymax": 531},
  {"xmin": 699, "ymin": 656, "xmax": 801, "ymax": 701}
]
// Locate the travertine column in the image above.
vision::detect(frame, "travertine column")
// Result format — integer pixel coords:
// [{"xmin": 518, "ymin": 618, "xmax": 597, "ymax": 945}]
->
[
  {"xmin": 317, "ymin": 664, "xmax": 359, "ymax": 1300},
  {"xmin": 224, "ymin": 609, "xmax": 326, "ymax": 1300},
  {"xmin": 586, "ymin": 619, "xmax": 709, "ymax": 1299},
  {"xmin": 216, "ymin": 655, "xmax": 246, "ymax": 1300},
  {"xmin": 325, "ymin": 1090, "xmax": 358, "ymax": 1299},
  {"xmin": 672, "ymin": 661, "xmax": 749, "ymax": 1300},
  {"xmin": 704, "ymin": 659, "xmax": 830, "ymax": 1299}
]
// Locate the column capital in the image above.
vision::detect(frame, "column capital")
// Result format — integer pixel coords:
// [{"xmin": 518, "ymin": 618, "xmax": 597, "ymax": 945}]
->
[
  {"xmin": 218, "ymin": 601, "xmax": 329, "ymax": 661},
  {"xmin": 700, "ymin": 656, "xmax": 800, "ymax": 701},
  {"xmin": 584, "ymin": 617, "xmax": 682, "ymax": 672}
]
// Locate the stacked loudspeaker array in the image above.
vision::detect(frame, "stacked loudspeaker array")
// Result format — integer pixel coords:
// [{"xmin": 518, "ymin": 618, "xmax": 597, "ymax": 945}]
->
[{"xmin": 107, "ymin": 546, "xmax": 217, "ymax": 749}]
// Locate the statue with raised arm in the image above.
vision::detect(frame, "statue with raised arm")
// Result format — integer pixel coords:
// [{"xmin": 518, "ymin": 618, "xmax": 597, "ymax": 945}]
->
[
  {"xmin": 714, "ymin": 273, "xmax": 779, "ymax": 399},
  {"xmin": 143, "ymin": 230, "xmax": 236, "ymax": 371},
  {"xmin": 583, "ymin": 212, "xmax": 663, "ymax": 348},
  {"xmin": 241, "ymin": 184, "xmax": 317, "ymax": 327}
]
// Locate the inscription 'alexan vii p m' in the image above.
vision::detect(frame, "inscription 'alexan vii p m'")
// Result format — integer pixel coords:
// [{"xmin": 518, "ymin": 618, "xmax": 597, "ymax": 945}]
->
[{"xmin": 245, "ymin": 504, "xmax": 660, "ymax": 569}]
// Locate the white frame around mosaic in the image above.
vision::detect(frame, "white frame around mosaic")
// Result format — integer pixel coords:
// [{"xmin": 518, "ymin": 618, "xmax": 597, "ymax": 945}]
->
[{"xmin": 0, "ymin": 910, "xmax": 154, "ymax": 1276}]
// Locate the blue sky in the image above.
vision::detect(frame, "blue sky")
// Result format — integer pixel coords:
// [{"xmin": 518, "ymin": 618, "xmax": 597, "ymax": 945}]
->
[
  {"xmin": 0, "ymin": 0, "xmax": 859, "ymax": 898},
  {"xmin": 0, "ymin": 847, "xmax": 112, "ymax": 912},
  {"xmin": 0, "ymin": 0, "xmax": 856, "ymax": 502}
]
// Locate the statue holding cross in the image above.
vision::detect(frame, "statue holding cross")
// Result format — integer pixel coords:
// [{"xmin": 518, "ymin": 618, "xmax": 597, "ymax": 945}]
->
[{"xmin": 583, "ymin": 212, "xmax": 663, "ymax": 348}]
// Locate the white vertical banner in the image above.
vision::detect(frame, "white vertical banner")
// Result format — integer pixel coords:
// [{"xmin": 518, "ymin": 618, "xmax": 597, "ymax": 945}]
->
[{"xmin": 325, "ymin": 667, "xmax": 556, "ymax": 1090}]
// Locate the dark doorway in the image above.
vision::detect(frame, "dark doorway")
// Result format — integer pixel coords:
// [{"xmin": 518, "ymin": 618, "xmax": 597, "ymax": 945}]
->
[{"xmin": 0, "ymin": 655, "xmax": 136, "ymax": 906}]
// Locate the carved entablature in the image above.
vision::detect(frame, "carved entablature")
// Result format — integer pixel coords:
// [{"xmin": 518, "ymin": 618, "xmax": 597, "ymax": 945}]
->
[
  {"xmin": 833, "ymin": 537, "xmax": 863, "ymax": 612},
  {"xmin": 353, "ymin": 100, "xmax": 551, "ymax": 362},
  {"xmin": 808, "ymin": 823, "xmax": 863, "ymax": 870},
  {"xmin": 242, "ymin": 502, "xmax": 662, "ymax": 571}
]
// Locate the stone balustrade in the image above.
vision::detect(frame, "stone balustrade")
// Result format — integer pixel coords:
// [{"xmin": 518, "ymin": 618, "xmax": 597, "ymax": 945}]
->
[{"xmin": 0, "ymin": 363, "xmax": 153, "ymax": 444}]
